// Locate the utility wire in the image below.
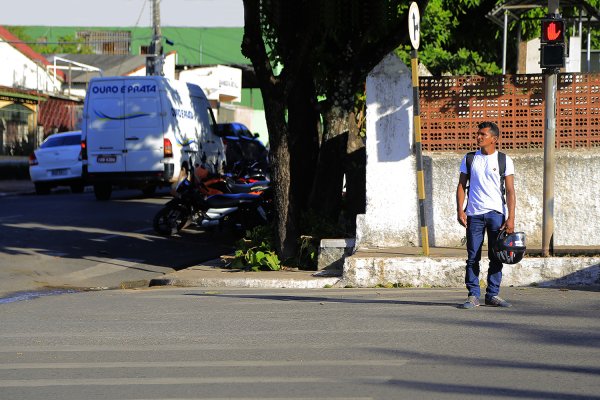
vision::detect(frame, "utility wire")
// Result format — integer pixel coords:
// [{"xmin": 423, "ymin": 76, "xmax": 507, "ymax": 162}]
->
[{"xmin": 134, "ymin": 0, "xmax": 148, "ymax": 28}]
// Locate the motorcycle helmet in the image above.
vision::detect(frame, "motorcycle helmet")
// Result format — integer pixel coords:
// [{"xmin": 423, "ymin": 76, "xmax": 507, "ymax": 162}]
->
[{"xmin": 493, "ymin": 229, "xmax": 526, "ymax": 264}]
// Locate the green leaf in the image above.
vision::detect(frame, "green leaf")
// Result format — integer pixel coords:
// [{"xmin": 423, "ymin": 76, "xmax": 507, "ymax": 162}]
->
[{"xmin": 230, "ymin": 258, "xmax": 246, "ymax": 269}]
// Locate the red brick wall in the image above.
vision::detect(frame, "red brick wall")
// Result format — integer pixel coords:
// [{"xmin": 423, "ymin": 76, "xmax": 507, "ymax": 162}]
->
[{"xmin": 419, "ymin": 73, "xmax": 600, "ymax": 151}]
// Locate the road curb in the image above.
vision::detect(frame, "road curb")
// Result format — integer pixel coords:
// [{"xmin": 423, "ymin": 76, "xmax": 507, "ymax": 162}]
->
[
  {"xmin": 0, "ymin": 180, "xmax": 35, "ymax": 196},
  {"xmin": 148, "ymin": 263, "xmax": 343, "ymax": 289},
  {"xmin": 149, "ymin": 276, "xmax": 342, "ymax": 289}
]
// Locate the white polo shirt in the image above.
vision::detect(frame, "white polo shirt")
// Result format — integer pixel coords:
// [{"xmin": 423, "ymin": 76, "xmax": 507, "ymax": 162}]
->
[{"xmin": 460, "ymin": 150, "xmax": 514, "ymax": 217}]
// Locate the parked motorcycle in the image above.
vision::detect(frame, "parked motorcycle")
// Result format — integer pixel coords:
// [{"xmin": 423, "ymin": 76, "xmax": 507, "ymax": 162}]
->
[
  {"xmin": 193, "ymin": 163, "xmax": 270, "ymax": 196},
  {"xmin": 153, "ymin": 177, "xmax": 272, "ymax": 236},
  {"xmin": 226, "ymin": 160, "xmax": 270, "ymax": 183}
]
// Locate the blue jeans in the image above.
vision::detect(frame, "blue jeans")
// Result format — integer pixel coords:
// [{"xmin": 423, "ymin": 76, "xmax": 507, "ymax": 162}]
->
[{"xmin": 465, "ymin": 211, "xmax": 505, "ymax": 300}]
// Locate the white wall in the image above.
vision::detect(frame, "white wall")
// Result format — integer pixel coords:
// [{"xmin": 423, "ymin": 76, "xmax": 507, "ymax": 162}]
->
[
  {"xmin": 179, "ymin": 65, "xmax": 242, "ymax": 102},
  {"xmin": 566, "ymin": 36, "xmax": 581, "ymax": 72},
  {"xmin": 0, "ymin": 41, "xmax": 61, "ymax": 93},
  {"xmin": 355, "ymin": 53, "xmax": 419, "ymax": 248},
  {"xmin": 526, "ymin": 36, "xmax": 581, "ymax": 73},
  {"xmin": 526, "ymin": 38, "xmax": 543, "ymax": 74},
  {"xmin": 425, "ymin": 150, "xmax": 600, "ymax": 247}
]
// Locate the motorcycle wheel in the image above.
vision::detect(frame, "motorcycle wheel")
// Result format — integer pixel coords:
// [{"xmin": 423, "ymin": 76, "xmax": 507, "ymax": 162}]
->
[{"xmin": 153, "ymin": 205, "xmax": 190, "ymax": 236}]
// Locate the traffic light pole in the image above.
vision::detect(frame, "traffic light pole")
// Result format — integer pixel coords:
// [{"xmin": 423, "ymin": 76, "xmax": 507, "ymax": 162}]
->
[
  {"xmin": 542, "ymin": 70, "xmax": 556, "ymax": 257},
  {"xmin": 542, "ymin": 0, "xmax": 560, "ymax": 257}
]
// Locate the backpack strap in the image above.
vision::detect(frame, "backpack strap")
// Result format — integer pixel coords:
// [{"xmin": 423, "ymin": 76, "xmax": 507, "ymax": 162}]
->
[
  {"xmin": 465, "ymin": 151, "xmax": 476, "ymax": 179},
  {"xmin": 498, "ymin": 151, "xmax": 506, "ymax": 204},
  {"xmin": 464, "ymin": 152, "xmax": 476, "ymax": 209}
]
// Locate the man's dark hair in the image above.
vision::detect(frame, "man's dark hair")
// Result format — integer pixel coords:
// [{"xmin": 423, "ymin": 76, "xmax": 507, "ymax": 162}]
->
[{"xmin": 478, "ymin": 121, "xmax": 500, "ymax": 137}]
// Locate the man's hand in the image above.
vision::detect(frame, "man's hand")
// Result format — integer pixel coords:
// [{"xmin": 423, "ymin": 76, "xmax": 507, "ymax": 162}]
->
[
  {"xmin": 457, "ymin": 209, "xmax": 467, "ymax": 228},
  {"xmin": 456, "ymin": 174, "xmax": 469, "ymax": 228},
  {"xmin": 501, "ymin": 217, "xmax": 515, "ymax": 234}
]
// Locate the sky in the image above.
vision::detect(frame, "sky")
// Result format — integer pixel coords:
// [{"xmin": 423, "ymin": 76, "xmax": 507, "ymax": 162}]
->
[{"xmin": 0, "ymin": 0, "xmax": 244, "ymax": 28}]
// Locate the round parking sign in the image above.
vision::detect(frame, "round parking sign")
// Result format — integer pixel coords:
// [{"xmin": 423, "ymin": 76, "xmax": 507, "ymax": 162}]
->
[{"xmin": 408, "ymin": 2, "xmax": 420, "ymax": 50}]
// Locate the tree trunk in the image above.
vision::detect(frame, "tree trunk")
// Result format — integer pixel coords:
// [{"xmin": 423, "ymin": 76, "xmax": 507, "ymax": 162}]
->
[
  {"xmin": 309, "ymin": 105, "xmax": 350, "ymax": 223},
  {"xmin": 344, "ymin": 114, "xmax": 366, "ymax": 234},
  {"xmin": 268, "ymin": 123, "xmax": 299, "ymax": 260},
  {"xmin": 288, "ymin": 74, "xmax": 320, "ymax": 213},
  {"xmin": 242, "ymin": 0, "xmax": 299, "ymax": 259},
  {"xmin": 257, "ymin": 84, "xmax": 300, "ymax": 260}
]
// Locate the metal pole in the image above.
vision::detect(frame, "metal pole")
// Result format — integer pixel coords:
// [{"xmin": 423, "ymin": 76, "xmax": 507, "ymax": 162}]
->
[
  {"xmin": 148, "ymin": 0, "xmax": 163, "ymax": 76},
  {"xmin": 542, "ymin": 73, "xmax": 556, "ymax": 257},
  {"xmin": 411, "ymin": 49, "xmax": 429, "ymax": 256},
  {"xmin": 542, "ymin": 0, "xmax": 560, "ymax": 257},
  {"xmin": 53, "ymin": 58, "xmax": 57, "ymax": 93},
  {"xmin": 587, "ymin": 17, "xmax": 591, "ymax": 73},
  {"xmin": 516, "ymin": 24, "xmax": 522, "ymax": 74},
  {"xmin": 502, "ymin": 11, "xmax": 508, "ymax": 74}
]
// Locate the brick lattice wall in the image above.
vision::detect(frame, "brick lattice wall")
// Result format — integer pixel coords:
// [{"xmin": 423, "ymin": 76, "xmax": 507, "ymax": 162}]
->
[{"xmin": 419, "ymin": 73, "xmax": 600, "ymax": 151}]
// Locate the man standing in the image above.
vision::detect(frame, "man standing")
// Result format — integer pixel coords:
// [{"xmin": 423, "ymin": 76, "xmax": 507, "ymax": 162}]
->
[{"xmin": 456, "ymin": 121, "xmax": 516, "ymax": 309}]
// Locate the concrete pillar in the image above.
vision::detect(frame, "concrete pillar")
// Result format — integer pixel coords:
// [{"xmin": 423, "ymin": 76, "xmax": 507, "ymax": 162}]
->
[{"xmin": 355, "ymin": 53, "xmax": 419, "ymax": 249}]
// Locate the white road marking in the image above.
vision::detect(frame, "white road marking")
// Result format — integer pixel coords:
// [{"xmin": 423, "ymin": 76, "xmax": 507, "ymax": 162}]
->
[
  {"xmin": 0, "ymin": 359, "xmax": 409, "ymax": 369},
  {"xmin": 0, "ymin": 376, "xmax": 393, "ymax": 387}
]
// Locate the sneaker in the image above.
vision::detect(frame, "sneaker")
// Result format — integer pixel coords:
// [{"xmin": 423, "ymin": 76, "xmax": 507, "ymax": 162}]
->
[
  {"xmin": 485, "ymin": 296, "xmax": 512, "ymax": 308},
  {"xmin": 459, "ymin": 296, "xmax": 480, "ymax": 309}
]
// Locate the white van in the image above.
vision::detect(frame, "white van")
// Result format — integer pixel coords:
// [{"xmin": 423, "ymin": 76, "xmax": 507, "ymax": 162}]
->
[{"xmin": 82, "ymin": 76, "xmax": 224, "ymax": 200}]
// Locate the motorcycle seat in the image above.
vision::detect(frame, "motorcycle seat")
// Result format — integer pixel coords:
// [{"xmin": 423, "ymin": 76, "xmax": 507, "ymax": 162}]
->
[
  {"xmin": 206, "ymin": 193, "xmax": 261, "ymax": 208},
  {"xmin": 227, "ymin": 180, "xmax": 270, "ymax": 193}
]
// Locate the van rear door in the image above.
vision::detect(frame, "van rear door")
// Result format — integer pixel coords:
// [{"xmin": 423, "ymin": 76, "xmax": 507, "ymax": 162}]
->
[
  {"xmin": 123, "ymin": 79, "xmax": 163, "ymax": 172},
  {"xmin": 86, "ymin": 79, "xmax": 126, "ymax": 173}
]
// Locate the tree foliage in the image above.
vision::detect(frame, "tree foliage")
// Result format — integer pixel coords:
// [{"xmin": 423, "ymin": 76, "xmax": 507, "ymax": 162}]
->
[
  {"xmin": 396, "ymin": 0, "xmax": 502, "ymax": 75},
  {"xmin": 397, "ymin": 0, "xmax": 600, "ymax": 76}
]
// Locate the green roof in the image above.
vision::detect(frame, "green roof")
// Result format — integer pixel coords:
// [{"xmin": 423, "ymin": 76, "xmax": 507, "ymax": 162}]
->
[{"xmin": 14, "ymin": 26, "xmax": 249, "ymax": 66}]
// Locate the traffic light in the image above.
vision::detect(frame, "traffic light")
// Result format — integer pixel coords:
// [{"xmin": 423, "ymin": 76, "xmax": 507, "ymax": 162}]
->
[{"xmin": 540, "ymin": 18, "xmax": 565, "ymax": 69}]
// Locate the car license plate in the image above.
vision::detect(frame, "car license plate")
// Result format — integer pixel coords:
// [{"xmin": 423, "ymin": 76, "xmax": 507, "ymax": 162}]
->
[
  {"xmin": 51, "ymin": 168, "xmax": 68, "ymax": 176},
  {"xmin": 97, "ymin": 155, "xmax": 117, "ymax": 163}
]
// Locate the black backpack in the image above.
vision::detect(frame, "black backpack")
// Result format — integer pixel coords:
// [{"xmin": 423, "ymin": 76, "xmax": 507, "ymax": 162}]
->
[{"xmin": 465, "ymin": 151, "xmax": 507, "ymax": 204}]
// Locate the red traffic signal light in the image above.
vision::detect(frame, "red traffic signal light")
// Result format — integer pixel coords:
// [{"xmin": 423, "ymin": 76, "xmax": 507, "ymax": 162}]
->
[
  {"xmin": 540, "ymin": 18, "xmax": 565, "ymax": 69},
  {"xmin": 541, "ymin": 19, "xmax": 565, "ymax": 43}
]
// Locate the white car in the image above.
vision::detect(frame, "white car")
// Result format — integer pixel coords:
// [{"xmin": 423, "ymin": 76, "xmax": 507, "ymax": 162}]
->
[{"xmin": 29, "ymin": 131, "xmax": 86, "ymax": 194}]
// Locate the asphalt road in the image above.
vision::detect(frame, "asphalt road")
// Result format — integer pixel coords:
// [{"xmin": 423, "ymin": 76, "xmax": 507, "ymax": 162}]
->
[
  {"xmin": 0, "ymin": 286, "xmax": 599, "ymax": 400},
  {"xmin": 0, "ymin": 188, "xmax": 235, "ymax": 297}
]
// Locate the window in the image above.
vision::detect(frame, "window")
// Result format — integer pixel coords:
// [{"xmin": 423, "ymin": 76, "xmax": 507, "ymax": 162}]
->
[
  {"xmin": 76, "ymin": 30, "xmax": 131, "ymax": 55},
  {"xmin": 41, "ymin": 133, "xmax": 81, "ymax": 148}
]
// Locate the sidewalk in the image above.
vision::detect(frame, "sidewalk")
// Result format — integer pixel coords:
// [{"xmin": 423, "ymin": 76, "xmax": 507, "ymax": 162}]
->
[
  {"xmin": 149, "ymin": 240, "xmax": 600, "ymax": 289},
  {"xmin": 149, "ymin": 258, "xmax": 343, "ymax": 289},
  {"xmin": 0, "ymin": 179, "xmax": 34, "ymax": 196}
]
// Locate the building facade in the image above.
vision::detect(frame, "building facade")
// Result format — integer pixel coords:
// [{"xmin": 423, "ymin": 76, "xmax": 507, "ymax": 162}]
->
[{"xmin": 0, "ymin": 26, "xmax": 83, "ymax": 155}]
